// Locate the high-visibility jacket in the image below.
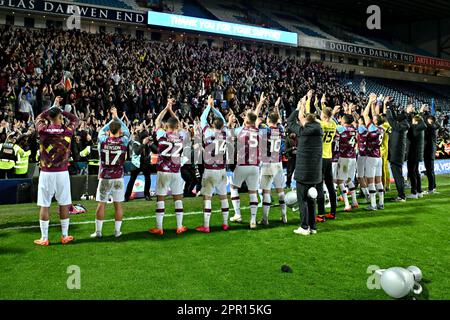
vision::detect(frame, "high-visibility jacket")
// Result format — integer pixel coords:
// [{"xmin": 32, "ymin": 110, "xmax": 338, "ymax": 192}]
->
[
  {"xmin": 15, "ymin": 149, "xmax": 31, "ymax": 175},
  {"xmin": 0, "ymin": 142, "xmax": 19, "ymax": 170}
]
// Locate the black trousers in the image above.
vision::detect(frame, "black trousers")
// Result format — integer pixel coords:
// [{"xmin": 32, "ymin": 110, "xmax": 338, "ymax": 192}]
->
[
  {"xmin": 390, "ymin": 162, "xmax": 405, "ymax": 199},
  {"xmin": 424, "ymin": 157, "xmax": 436, "ymax": 191},
  {"xmin": 0, "ymin": 168, "xmax": 15, "ymax": 179},
  {"xmin": 286, "ymin": 156, "xmax": 296, "ymax": 188},
  {"xmin": 318, "ymin": 158, "xmax": 337, "ymax": 215},
  {"xmin": 296, "ymin": 182, "xmax": 323, "ymax": 231},
  {"xmin": 407, "ymin": 159, "xmax": 422, "ymax": 195},
  {"xmin": 125, "ymin": 166, "xmax": 151, "ymax": 200}
]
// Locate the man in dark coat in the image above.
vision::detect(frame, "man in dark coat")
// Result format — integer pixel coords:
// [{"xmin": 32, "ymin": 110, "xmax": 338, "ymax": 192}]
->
[
  {"xmin": 406, "ymin": 105, "xmax": 426, "ymax": 199},
  {"xmin": 386, "ymin": 105, "xmax": 410, "ymax": 202},
  {"xmin": 287, "ymin": 97, "xmax": 323, "ymax": 235},
  {"xmin": 422, "ymin": 105, "xmax": 439, "ymax": 194}
]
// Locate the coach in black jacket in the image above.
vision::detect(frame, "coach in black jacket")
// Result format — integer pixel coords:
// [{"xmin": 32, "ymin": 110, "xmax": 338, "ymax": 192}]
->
[
  {"xmin": 386, "ymin": 106, "xmax": 410, "ymax": 201},
  {"xmin": 287, "ymin": 98, "xmax": 323, "ymax": 235},
  {"xmin": 422, "ymin": 106, "xmax": 439, "ymax": 193},
  {"xmin": 406, "ymin": 106, "xmax": 427, "ymax": 198}
]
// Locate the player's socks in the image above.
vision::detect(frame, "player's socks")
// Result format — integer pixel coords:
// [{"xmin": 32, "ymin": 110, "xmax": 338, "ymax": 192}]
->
[
  {"xmin": 221, "ymin": 199, "xmax": 229, "ymax": 226},
  {"xmin": 348, "ymin": 182, "xmax": 358, "ymax": 204},
  {"xmin": 279, "ymin": 192, "xmax": 286, "ymax": 218},
  {"xmin": 60, "ymin": 218, "xmax": 70, "ymax": 237},
  {"xmin": 230, "ymin": 188, "xmax": 241, "ymax": 218},
  {"xmin": 249, "ymin": 193, "xmax": 258, "ymax": 225},
  {"xmin": 262, "ymin": 193, "xmax": 271, "ymax": 222},
  {"xmin": 361, "ymin": 187, "xmax": 369, "ymax": 200},
  {"xmin": 203, "ymin": 199, "xmax": 212, "ymax": 228},
  {"xmin": 39, "ymin": 219, "xmax": 49, "ymax": 241},
  {"xmin": 376, "ymin": 182, "xmax": 385, "ymax": 206},
  {"xmin": 115, "ymin": 220, "xmax": 122, "ymax": 233},
  {"xmin": 175, "ymin": 200, "xmax": 184, "ymax": 229},
  {"xmin": 95, "ymin": 219, "xmax": 104, "ymax": 233},
  {"xmin": 368, "ymin": 184, "xmax": 377, "ymax": 208},
  {"xmin": 339, "ymin": 183, "xmax": 350, "ymax": 208},
  {"xmin": 156, "ymin": 201, "xmax": 165, "ymax": 230}
]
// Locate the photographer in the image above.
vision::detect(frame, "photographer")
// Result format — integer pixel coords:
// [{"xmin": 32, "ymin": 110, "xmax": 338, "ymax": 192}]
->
[{"xmin": 385, "ymin": 100, "xmax": 410, "ymax": 202}]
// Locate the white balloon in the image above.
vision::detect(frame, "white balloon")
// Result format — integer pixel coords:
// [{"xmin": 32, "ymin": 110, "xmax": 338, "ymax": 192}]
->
[
  {"xmin": 380, "ymin": 267, "xmax": 415, "ymax": 298},
  {"xmin": 308, "ymin": 187, "xmax": 318, "ymax": 199}
]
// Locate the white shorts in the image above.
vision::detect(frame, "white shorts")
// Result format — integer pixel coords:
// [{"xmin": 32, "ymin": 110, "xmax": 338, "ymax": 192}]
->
[
  {"xmin": 332, "ymin": 162, "xmax": 338, "ymax": 181},
  {"xmin": 232, "ymin": 166, "xmax": 260, "ymax": 191},
  {"xmin": 156, "ymin": 171, "xmax": 185, "ymax": 196},
  {"xmin": 37, "ymin": 171, "xmax": 72, "ymax": 207},
  {"xmin": 365, "ymin": 157, "xmax": 382, "ymax": 178},
  {"xmin": 96, "ymin": 178, "xmax": 125, "ymax": 203},
  {"xmin": 336, "ymin": 157, "xmax": 356, "ymax": 182},
  {"xmin": 201, "ymin": 168, "xmax": 228, "ymax": 196},
  {"xmin": 260, "ymin": 163, "xmax": 284, "ymax": 190},
  {"xmin": 357, "ymin": 156, "xmax": 367, "ymax": 178}
]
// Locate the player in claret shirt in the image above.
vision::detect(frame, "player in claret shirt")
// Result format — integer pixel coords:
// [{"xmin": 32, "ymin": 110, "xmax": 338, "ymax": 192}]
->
[
  {"xmin": 363, "ymin": 93, "xmax": 385, "ymax": 211},
  {"xmin": 149, "ymin": 99, "xmax": 189, "ymax": 235},
  {"xmin": 335, "ymin": 114, "xmax": 358, "ymax": 212},
  {"xmin": 34, "ymin": 96, "xmax": 79, "ymax": 246},
  {"xmin": 91, "ymin": 107, "xmax": 130, "ymax": 238},
  {"xmin": 195, "ymin": 96, "xmax": 231, "ymax": 233}
]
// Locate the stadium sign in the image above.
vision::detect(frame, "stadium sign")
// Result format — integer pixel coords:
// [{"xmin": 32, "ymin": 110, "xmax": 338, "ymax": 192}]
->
[
  {"xmin": 415, "ymin": 56, "xmax": 450, "ymax": 69},
  {"xmin": 147, "ymin": 11, "xmax": 298, "ymax": 46},
  {"xmin": 325, "ymin": 41, "xmax": 415, "ymax": 63},
  {"xmin": 0, "ymin": 0, "xmax": 146, "ymax": 24}
]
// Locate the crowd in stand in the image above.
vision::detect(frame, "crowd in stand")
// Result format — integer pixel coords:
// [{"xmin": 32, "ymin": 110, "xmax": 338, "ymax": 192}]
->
[{"xmin": 0, "ymin": 25, "xmax": 449, "ymax": 186}]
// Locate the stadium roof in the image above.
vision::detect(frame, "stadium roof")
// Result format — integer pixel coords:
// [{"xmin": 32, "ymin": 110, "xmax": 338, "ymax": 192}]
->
[{"xmin": 283, "ymin": 0, "xmax": 450, "ymax": 22}]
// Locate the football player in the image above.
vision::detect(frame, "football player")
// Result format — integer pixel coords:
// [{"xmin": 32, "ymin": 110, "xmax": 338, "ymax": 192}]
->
[
  {"xmin": 91, "ymin": 107, "xmax": 130, "ymax": 238},
  {"xmin": 149, "ymin": 99, "xmax": 189, "ymax": 235},
  {"xmin": 258, "ymin": 97, "xmax": 287, "ymax": 225},
  {"xmin": 195, "ymin": 96, "xmax": 231, "ymax": 233}
]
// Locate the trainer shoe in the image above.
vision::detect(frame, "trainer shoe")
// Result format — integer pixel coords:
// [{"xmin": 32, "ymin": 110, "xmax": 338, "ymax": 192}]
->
[
  {"xmin": 352, "ymin": 203, "xmax": 359, "ymax": 209},
  {"xmin": 281, "ymin": 215, "xmax": 288, "ymax": 224},
  {"xmin": 377, "ymin": 204, "xmax": 385, "ymax": 210},
  {"xmin": 344, "ymin": 205, "xmax": 352, "ymax": 212},
  {"xmin": 324, "ymin": 213, "xmax": 336, "ymax": 220},
  {"xmin": 417, "ymin": 192, "xmax": 424, "ymax": 198},
  {"xmin": 114, "ymin": 231, "xmax": 122, "ymax": 238},
  {"xmin": 61, "ymin": 235, "xmax": 74, "ymax": 244},
  {"xmin": 407, "ymin": 194, "xmax": 419, "ymax": 199},
  {"xmin": 310, "ymin": 229, "xmax": 317, "ymax": 235},
  {"xmin": 365, "ymin": 205, "xmax": 378, "ymax": 211},
  {"xmin": 90, "ymin": 231, "xmax": 102, "ymax": 238},
  {"xmin": 230, "ymin": 214, "xmax": 242, "ymax": 223},
  {"xmin": 222, "ymin": 224, "xmax": 229, "ymax": 231},
  {"xmin": 316, "ymin": 215, "xmax": 326, "ymax": 223},
  {"xmin": 429, "ymin": 189, "xmax": 439, "ymax": 194},
  {"xmin": 148, "ymin": 228, "xmax": 164, "ymax": 235},
  {"xmin": 176, "ymin": 226, "xmax": 188, "ymax": 234},
  {"xmin": 258, "ymin": 219, "xmax": 269, "ymax": 226},
  {"xmin": 391, "ymin": 197, "xmax": 406, "ymax": 202},
  {"xmin": 34, "ymin": 239, "xmax": 49, "ymax": 246},
  {"xmin": 195, "ymin": 226, "xmax": 211, "ymax": 233},
  {"xmin": 293, "ymin": 227, "xmax": 310, "ymax": 236},
  {"xmin": 249, "ymin": 221, "xmax": 257, "ymax": 229}
]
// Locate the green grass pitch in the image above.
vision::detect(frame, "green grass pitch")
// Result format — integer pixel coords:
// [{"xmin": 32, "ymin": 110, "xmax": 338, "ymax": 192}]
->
[{"xmin": 0, "ymin": 176, "xmax": 449, "ymax": 300}]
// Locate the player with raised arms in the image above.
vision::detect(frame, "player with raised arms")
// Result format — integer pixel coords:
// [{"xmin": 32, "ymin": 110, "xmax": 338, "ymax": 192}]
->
[
  {"xmin": 34, "ymin": 96, "xmax": 79, "ymax": 246},
  {"xmin": 229, "ymin": 93, "xmax": 265, "ymax": 229},
  {"xmin": 90, "ymin": 107, "xmax": 130, "ymax": 238},
  {"xmin": 335, "ymin": 114, "xmax": 358, "ymax": 212},
  {"xmin": 363, "ymin": 93, "xmax": 385, "ymax": 211},
  {"xmin": 258, "ymin": 97, "xmax": 287, "ymax": 225},
  {"xmin": 195, "ymin": 96, "xmax": 232, "ymax": 233},
  {"xmin": 149, "ymin": 98, "xmax": 189, "ymax": 235}
]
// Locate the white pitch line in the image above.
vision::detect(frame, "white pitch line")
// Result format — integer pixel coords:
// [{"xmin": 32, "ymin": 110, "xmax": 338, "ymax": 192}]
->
[{"xmin": 0, "ymin": 207, "xmax": 252, "ymax": 231}]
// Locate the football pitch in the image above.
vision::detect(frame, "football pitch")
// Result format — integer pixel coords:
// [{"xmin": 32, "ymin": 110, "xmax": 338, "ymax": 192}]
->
[{"xmin": 0, "ymin": 176, "xmax": 449, "ymax": 300}]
